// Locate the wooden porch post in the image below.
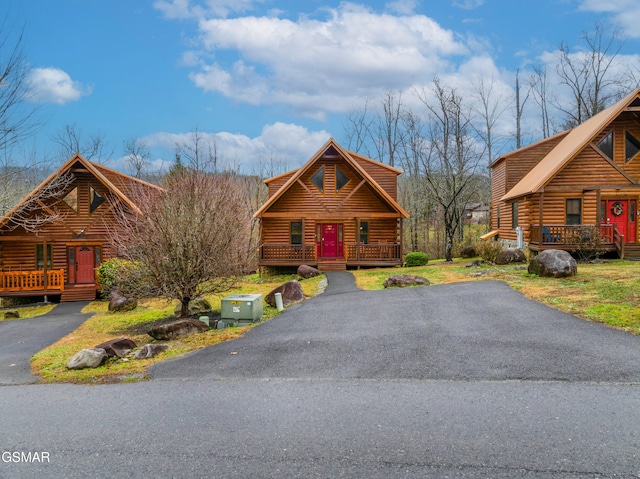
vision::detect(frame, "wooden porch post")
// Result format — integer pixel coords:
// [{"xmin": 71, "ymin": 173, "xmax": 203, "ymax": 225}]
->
[
  {"xmin": 356, "ymin": 218, "xmax": 360, "ymax": 262},
  {"xmin": 538, "ymin": 192, "xmax": 544, "ymax": 245},
  {"xmin": 43, "ymin": 240, "xmax": 48, "ymax": 290},
  {"xmin": 596, "ymin": 189, "xmax": 601, "ymax": 224},
  {"xmin": 301, "ymin": 218, "xmax": 306, "ymax": 261}
]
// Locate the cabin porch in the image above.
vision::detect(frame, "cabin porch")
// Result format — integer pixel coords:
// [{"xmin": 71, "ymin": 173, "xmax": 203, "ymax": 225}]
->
[
  {"xmin": 258, "ymin": 242, "xmax": 403, "ymax": 270},
  {"xmin": 528, "ymin": 224, "xmax": 639, "ymax": 259},
  {"xmin": 0, "ymin": 269, "xmax": 97, "ymax": 302}
]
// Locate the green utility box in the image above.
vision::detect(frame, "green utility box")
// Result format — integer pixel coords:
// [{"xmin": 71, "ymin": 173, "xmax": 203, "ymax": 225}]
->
[{"xmin": 220, "ymin": 293, "xmax": 263, "ymax": 326}]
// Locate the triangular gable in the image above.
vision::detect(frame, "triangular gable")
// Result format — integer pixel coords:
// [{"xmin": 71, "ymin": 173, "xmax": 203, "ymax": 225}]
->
[
  {"xmin": 502, "ymin": 86, "xmax": 640, "ymax": 202},
  {"xmin": 0, "ymin": 153, "xmax": 164, "ymax": 229},
  {"xmin": 253, "ymin": 138, "xmax": 409, "ymax": 218}
]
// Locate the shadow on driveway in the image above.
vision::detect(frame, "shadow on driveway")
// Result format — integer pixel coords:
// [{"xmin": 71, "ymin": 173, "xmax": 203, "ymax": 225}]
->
[{"xmin": 0, "ymin": 301, "xmax": 93, "ymax": 385}]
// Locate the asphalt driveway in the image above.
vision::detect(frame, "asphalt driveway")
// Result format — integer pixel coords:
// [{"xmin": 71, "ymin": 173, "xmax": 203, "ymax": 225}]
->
[
  {"xmin": 0, "ymin": 301, "xmax": 92, "ymax": 385},
  {"xmin": 150, "ymin": 273, "xmax": 640, "ymax": 382}
]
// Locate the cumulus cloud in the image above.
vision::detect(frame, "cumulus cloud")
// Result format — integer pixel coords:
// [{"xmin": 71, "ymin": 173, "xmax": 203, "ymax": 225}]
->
[
  {"xmin": 27, "ymin": 67, "xmax": 91, "ymax": 105},
  {"xmin": 142, "ymin": 122, "xmax": 331, "ymax": 172},
  {"xmin": 154, "ymin": 0, "xmax": 258, "ymax": 19},
  {"xmin": 579, "ymin": 0, "xmax": 640, "ymax": 38},
  {"xmin": 173, "ymin": 3, "xmax": 468, "ymax": 117}
]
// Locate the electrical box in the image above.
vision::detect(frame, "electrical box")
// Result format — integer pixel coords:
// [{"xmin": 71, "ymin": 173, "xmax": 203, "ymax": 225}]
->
[{"xmin": 220, "ymin": 293, "xmax": 263, "ymax": 326}]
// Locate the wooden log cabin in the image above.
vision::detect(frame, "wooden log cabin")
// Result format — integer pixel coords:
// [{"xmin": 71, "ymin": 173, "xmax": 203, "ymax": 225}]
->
[
  {"xmin": 491, "ymin": 86, "xmax": 640, "ymax": 259},
  {"xmin": 0, "ymin": 153, "xmax": 163, "ymax": 302},
  {"xmin": 254, "ymin": 138, "xmax": 409, "ymax": 271}
]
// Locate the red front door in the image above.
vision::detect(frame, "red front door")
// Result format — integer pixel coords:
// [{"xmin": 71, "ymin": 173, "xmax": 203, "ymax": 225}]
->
[
  {"xmin": 602, "ymin": 200, "xmax": 636, "ymax": 243},
  {"xmin": 317, "ymin": 223, "xmax": 343, "ymax": 258},
  {"xmin": 75, "ymin": 246, "xmax": 95, "ymax": 283}
]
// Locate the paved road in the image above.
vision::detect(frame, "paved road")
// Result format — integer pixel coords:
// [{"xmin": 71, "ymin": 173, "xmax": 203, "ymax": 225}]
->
[
  {"xmin": 2, "ymin": 276, "xmax": 640, "ymax": 478},
  {"xmin": 0, "ymin": 302, "xmax": 92, "ymax": 385}
]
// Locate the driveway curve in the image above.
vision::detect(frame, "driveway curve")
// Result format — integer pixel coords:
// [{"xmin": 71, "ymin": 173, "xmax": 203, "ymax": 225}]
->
[
  {"xmin": 0, "ymin": 301, "xmax": 93, "ymax": 385},
  {"xmin": 150, "ymin": 275, "xmax": 640, "ymax": 383}
]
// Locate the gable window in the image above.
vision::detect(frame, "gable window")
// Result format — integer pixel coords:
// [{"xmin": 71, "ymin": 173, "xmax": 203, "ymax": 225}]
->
[
  {"xmin": 358, "ymin": 221, "xmax": 369, "ymax": 244},
  {"xmin": 626, "ymin": 131, "xmax": 640, "ymax": 162},
  {"xmin": 62, "ymin": 187, "xmax": 78, "ymax": 213},
  {"xmin": 511, "ymin": 202, "xmax": 518, "ymax": 228},
  {"xmin": 90, "ymin": 187, "xmax": 105, "ymax": 213},
  {"xmin": 36, "ymin": 244, "xmax": 52, "ymax": 270},
  {"xmin": 290, "ymin": 221, "xmax": 302, "ymax": 245},
  {"xmin": 310, "ymin": 166, "xmax": 324, "ymax": 192},
  {"xmin": 336, "ymin": 166, "xmax": 350, "ymax": 192},
  {"xmin": 566, "ymin": 198, "xmax": 582, "ymax": 225},
  {"xmin": 597, "ymin": 131, "xmax": 613, "ymax": 160}
]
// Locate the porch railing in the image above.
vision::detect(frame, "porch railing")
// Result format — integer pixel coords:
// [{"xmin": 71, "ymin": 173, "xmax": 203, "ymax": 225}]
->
[
  {"xmin": 0, "ymin": 269, "xmax": 65, "ymax": 292},
  {"xmin": 259, "ymin": 244, "xmax": 316, "ymax": 262},
  {"xmin": 530, "ymin": 224, "xmax": 615, "ymax": 245},
  {"xmin": 347, "ymin": 243, "xmax": 401, "ymax": 262}
]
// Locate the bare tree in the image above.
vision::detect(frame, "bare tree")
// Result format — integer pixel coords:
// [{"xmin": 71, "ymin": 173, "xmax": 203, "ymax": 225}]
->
[
  {"xmin": 471, "ymin": 76, "xmax": 511, "ymax": 168},
  {"xmin": 513, "ymin": 68, "xmax": 530, "ymax": 149},
  {"xmin": 418, "ymin": 78, "xmax": 485, "ymax": 261},
  {"xmin": 110, "ymin": 171, "xmax": 251, "ymax": 317},
  {"xmin": 529, "ymin": 66, "xmax": 555, "ymax": 138},
  {"xmin": 123, "ymin": 138, "xmax": 150, "ymax": 179},
  {"xmin": 52, "ymin": 123, "xmax": 114, "ymax": 162},
  {"xmin": 175, "ymin": 127, "xmax": 220, "ymax": 172},
  {"xmin": 343, "ymin": 97, "xmax": 375, "ymax": 157}
]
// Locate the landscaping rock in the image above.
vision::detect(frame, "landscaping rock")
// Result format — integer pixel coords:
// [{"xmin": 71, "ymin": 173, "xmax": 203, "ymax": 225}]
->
[
  {"xmin": 133, "ymin": 343, "xmax": 169, "ymax": 359},
  {"xmin": 495, "ymin": 248, "xmax": 527, "ymax": 265},
  {"xmin": 297, "ymin": 264, "xmax": 321, "ymax": 279},
  {"xmin": 108, "ymin": 291, "xmax": 137, "ymax": 313},
  {"xmin": 3, "ymin": 310, "xmax": 19, "ymax": 319},
  {"xmin": 95, "ymin": 337, "xmax": 137, "ymax": 358},
  {"xmin": 265, "ymin": 280, "xmax": 304, "ymax": 308},
  {"xmin": 173, "ymin": 296, "xmax": 211, "ymax": 316},
  {"xmin": 66, "ymin": 348, "xmax": 108, "ymax": 369},
  {"xmin": 528, "ymin": 249, "xmax": 578, "ymax": 278},
  {"xmin": 465, "ymin": 260, "xmax": 485, "ymax": 268},
  {"xmin": 460, "ymin": 245, "xmax": 477, "ymax": 258},
  {"xmin": 383, "ymin": 274, "xmax": 430, "ymax": 288},
  {"xmin": 147, "ymin": 319, "xmax": 209, "ymax": 340}
]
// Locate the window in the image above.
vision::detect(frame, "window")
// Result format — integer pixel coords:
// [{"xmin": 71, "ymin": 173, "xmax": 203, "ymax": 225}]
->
[
  {"xmin": 359, "ymin": 221, "xmax": 369, "ymax": 244},
  {"xmin": 497, "ymin": 205, "xmax": 501, "ymax": 228},
  {"xmin": 310, "ymin": 166, "xmax": 324, "ymax": 192},
  {"xmin": 36, "ymin": 244, "xmax": 52, "ymax": 270},
  {"xmin": 62, "ymin": 187, "xmax": 78, "ymax": 213},
  {"xmin": 597, "ymin": 131, "xmax": 613, "ymax": 160},
  {"xmin": 626, "ymin": 131, "xmax": 640, "ymax": 162},
  {"xmin": 336, "ymin": 166, "xmax": 350, "ymax": 191},
  {"xmin": 290, "ymin": 221, "xmax": 302, "ymax": 245},
  {"xmin": 511, "ymin": 202, "xmax": 518, "ymax": 228},
  {"xmin": 566, "ymin": 198, "xmax": 582, "ymax": 225},
  {"xmin": 94, "ymin": 246, "xmax": 102, "ymax": 268},
  {"xmin": 90, "ymin": 187, "xmax": 105, "ymax": 213}
]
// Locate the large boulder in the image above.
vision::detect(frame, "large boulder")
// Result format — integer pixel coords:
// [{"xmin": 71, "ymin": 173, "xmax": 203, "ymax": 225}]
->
[
  {"xmin": 147, "ymin": 319, "xmax": 209, "ymax": 340},
  {"xmin": 495, "ymin": 248, "xmax": 527, "ymax": 265},
  {"xmin": 383, "ymin": 274, "xmax": 430, "ymax": 288},
  {"xmin": 297, "ymin": 264, "xmax": 321, "ymax": 279},
  {"xmin": 265, "ymin": 280, "xmax": 304, "ymax": 308},
  {"xmin": 108, "ymin": 291, "xmax": 138, "ymax": 313},
  {"xmin": 3, "ymin": 310, "xmax": 20, "ymax": 319},
  {"xmin": 173, "ymin": 297, "xmax": 212, "ymax": 316},
  {"xmin": 133, "ymin": 343, "xmax": 170, "ymax": 359},
  {"xmin": 95, "ymin": 337, "xmax": 137, "ymax": 358},
  {"xmin": 66, "ymin": 348, "xmax": 108, "ymax": 370},
  {"xmin": 528, "ymin": 249, "xmax": 577, "ymax": 278}
]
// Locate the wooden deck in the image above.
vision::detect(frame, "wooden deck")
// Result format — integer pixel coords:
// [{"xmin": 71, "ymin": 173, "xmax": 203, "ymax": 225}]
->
[
  {"xmin": 258, "ymin": 243, "xmax": 403, "ymax": 268},
  {"xmin": 528, "ymin": 224, "xmax": 638, "ymax": 258}
]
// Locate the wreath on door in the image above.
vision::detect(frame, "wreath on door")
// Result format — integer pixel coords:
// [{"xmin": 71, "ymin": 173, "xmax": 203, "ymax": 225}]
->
[{"xmin": 611, "ymin": 201, "xmax": 624, "ymax": 217}]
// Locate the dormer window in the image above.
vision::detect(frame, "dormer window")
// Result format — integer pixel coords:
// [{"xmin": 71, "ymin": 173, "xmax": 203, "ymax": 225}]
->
[
  {"xmin": 626, "ymin": 131, "xmax": 640, "ymax": 163},
  {"xmin": 336, "ymin": 166, "xmax": 350, "ymax": 191},
  {"xmin": 90, "ymin": 187, "xmax": 105, "ymax": 214},
  {"xmin": 62, "ymin": 187, "xmax": 78, "ymax": 213},
  {"xmin": 597, "ymin": 131, "xmax": 613, "ymax": 160}
]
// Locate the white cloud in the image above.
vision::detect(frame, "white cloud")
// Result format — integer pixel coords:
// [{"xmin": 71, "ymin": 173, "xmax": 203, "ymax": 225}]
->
[
  {"xmin": 386, "ymin": 0, "xmax": 418, "ymax": 15},
  {"xmin": 579, "ymin": 0, "xmax": 640, "ymax": 38},
  {"xmin": 154, "ymin": 0, "xmax": 259, "ymax": 19},
  {"xmin": 142, "ymin": 122, "xmax": 331, "ymax": 172},
  {"xmin": 27, "ymin": 68, "xmax": 91, "ymax": 105},
  {"xmin": 452, "ymin": 0, "xmax": 484, "ymax": 10},
  {"xmin": 177, "ymin": 3, "xmax": 467, "ymax": 117}
]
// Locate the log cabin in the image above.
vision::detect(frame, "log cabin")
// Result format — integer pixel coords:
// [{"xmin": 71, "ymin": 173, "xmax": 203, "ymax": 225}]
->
[
  {"xmin": 0, "ymin": 153, "xmax": 164, "ymax": 302},
  {"xmin": 490, "ymin": 86, "xmax": 640, "ymax": 259},
  {"xmin": 254, "ymin": 138, "xmax": 409, "ymax": 271}
]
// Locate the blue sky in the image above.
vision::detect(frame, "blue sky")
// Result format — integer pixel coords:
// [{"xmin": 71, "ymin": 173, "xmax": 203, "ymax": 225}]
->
[{"xmin": 7, "ymin": 0, "xmax": 640, "ymax": 175}]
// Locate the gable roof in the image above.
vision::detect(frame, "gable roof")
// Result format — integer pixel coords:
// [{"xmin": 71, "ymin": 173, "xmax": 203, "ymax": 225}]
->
[
  {"xmin": 0, "ymin": 153, "xmax": 164, "ymax": 229},
  {"xmin": 254, "ymin": 138, "xmax": 409, "ymax": 218},
  {"xmin": 501, "ymin": 87, "xmax": 640, "ymax": 202}
]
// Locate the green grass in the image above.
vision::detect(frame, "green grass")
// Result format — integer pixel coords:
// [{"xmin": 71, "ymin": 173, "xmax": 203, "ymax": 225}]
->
[
  {"xmin": 0, "ymin": 303, "xmax": 57, "ymax": 321},
  {"xmin": 32, "ymin": 273, "xmax": 326, "ymax": 383}
]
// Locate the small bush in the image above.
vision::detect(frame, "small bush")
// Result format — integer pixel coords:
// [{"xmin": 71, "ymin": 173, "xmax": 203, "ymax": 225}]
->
[
  {"xmin": 459, "ymin": 245, "xmax": 477, "ymax": 258},
  {"xmin": 474, "ymin": 240, "xmax": 503, "ymax": 263},
  {"xmin": 96, "ymin": 258, "xmax": 139, "ymax": 295},
  {"xmin": 404, "ymin": 252, "xmax": 429, "ymax": 267}
]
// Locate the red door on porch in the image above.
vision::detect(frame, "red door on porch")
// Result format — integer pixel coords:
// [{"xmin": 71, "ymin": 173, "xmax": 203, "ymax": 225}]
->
[
  {"xmin": 602, "ymin": 200, "xmax": 636, "ymax": 243},
  {"xmin": 75, "ymin": 246, "xmax": 95, "ymax": 283},
  {"xmin": 317, "ymin": 223, "xmax": 343, "ymax": 258}
]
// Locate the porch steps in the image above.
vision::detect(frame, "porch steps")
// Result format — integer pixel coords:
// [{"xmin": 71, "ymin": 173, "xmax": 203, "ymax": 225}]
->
[
  {"xmin": 61, "ymin": 286, "xmax": 97, "ymax": 302},
  {"xmin": 623, "ymin": 245, "xmax": 640, "ymax": 260},
  {"xmin": 317, "ymin": 261, "xmax": 347, "ymax": 272}
]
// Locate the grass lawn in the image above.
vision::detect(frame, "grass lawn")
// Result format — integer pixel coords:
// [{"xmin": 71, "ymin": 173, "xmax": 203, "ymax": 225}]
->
[
  {"xmin": 0, "ymin": 303, "xmax": 57, "ymax": 321},
  {"xmin": 28, "ymin": 258, "xmax": 640, "ymax": 384},
  {"xmin": 31, "ymin": 273, "xmax": 326, "ymax": 384}
]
